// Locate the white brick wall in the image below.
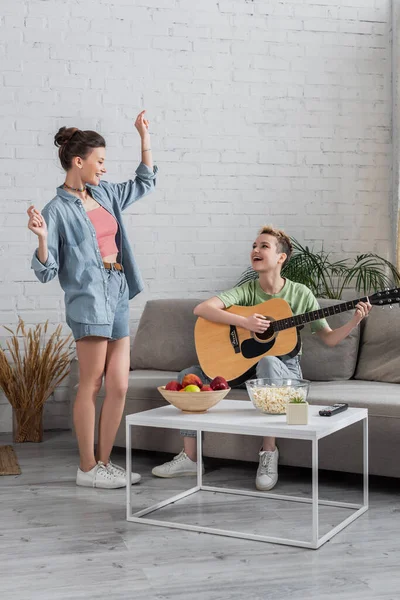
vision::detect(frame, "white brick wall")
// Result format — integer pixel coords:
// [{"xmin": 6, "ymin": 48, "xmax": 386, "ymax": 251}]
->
[
  {"xmin": 0, "ymin": 0, "xmax": 394, "ymax": 432},
  {"xmin": 394, "ymin": 1, "xmax": 400, "ymax": 268}
]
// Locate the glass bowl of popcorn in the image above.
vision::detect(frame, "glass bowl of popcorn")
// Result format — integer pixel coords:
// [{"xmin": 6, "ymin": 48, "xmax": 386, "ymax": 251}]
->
[{"xmin": 245, "ymin": 378, "xmax": 310, "ymax": 415}]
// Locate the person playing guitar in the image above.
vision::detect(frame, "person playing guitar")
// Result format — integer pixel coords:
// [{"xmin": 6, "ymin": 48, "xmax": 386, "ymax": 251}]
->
[{"xmin": 152, "ymin": 225, "xmax": 372, "ymax": 490}]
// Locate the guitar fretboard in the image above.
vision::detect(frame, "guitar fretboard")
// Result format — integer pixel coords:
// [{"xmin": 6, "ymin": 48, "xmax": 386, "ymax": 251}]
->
[{"xmin": 272, "ymin": 297, "xmax": 368, "ymax": 332}]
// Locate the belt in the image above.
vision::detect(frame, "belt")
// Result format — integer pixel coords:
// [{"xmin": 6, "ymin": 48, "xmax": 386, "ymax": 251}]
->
[{"xmin": 103, "ymin": 261, "xmax": 123, "ymax": 271}]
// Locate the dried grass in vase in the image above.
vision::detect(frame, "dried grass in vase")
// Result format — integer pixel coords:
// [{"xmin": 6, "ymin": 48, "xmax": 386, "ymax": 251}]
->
[{"xmin": 0, "ymin": 318, "xmax": 74, "ymax": 443}]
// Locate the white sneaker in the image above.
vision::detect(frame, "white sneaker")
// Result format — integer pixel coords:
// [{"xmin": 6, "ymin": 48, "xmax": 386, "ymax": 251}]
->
[
  {"xmin": 106, "ymin": 460, "xmax": 141, "ymax": 486},
  {"xmin": 256, "ymin": 447, "xmax": 279, "ymax": 491},
  {"xmin": 76, "ymin": 462, "xmax": 125, "ymax": 489},
  {"xmin": 152, "ymin": 450, "xmax": 204, "ymax": 478}
]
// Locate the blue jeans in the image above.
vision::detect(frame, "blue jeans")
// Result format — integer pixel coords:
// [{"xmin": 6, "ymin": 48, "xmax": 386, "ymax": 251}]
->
[{"xmin": 179, "ymin": 355, "xmax": 303, "ymax": 437}]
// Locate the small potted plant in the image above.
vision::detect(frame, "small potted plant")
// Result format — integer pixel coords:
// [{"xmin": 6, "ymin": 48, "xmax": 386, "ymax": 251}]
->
[{"xmin": 286, "ymin": 396, "xmax": 309, "ymax": 425}]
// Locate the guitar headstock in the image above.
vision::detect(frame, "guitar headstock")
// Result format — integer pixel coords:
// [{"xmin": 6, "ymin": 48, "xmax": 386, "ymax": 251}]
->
[{"xmin": 370, "ymin": 288, "xmax": 400, "ymax": 307}]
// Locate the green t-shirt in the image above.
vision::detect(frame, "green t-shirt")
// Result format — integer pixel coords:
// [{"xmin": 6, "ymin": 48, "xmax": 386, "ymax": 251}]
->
[{"xmin": 217, "ymin": 278, "xmax": 329, "ymax": 336}]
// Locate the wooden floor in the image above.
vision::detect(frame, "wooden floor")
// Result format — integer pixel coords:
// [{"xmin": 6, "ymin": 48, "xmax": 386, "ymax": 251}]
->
[{"xmin": 1, "ymin": 431, "xmax": 399, "ymax": 600}]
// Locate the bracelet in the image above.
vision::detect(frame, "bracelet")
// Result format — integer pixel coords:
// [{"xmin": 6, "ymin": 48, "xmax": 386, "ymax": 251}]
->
[{"xmin": 142, "ymin": 148, "xmax": 151, "ymax": 152}]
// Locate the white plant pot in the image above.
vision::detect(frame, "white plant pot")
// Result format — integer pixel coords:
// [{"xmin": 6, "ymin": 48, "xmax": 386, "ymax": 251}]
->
[{"xmin": 286, "ymin": 401, "xmax": 309, "ymax": 425}]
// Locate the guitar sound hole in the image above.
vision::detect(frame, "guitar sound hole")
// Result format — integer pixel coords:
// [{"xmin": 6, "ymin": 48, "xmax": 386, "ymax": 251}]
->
[{"xmin": 253, "ymin": 319, "xmax": 275, "ymax": 342}]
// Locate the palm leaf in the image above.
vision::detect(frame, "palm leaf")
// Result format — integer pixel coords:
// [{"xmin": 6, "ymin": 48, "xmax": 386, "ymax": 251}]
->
[
  {"xmin": 284, "ymin": 240, "xmax": 400, "ymax": 299},
  {"xmin": 284, "ymin": 240, "xmax": 339, "ymax": 298},
  {"xmin": 342, "ymin": 254, "xmax": 400, "ymax": 295}
]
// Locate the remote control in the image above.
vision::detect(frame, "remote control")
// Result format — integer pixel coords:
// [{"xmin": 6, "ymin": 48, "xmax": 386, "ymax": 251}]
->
[{"xmin": 319, "ymin": 403, "xmax": 348, "ymax": 417}]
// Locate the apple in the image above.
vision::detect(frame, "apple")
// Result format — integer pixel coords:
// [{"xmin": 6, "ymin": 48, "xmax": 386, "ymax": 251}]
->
[
  {"xmin": 165, "ymin": 380, "xmax": 183, "ymax": 391},
  {"xmin": 201, "ymin": 385, "xmax": 213, "ymax": 392},
  {"xmin": 210, "ymin": 376, "xmax": 229, "ymax": 391},
  {"xmin": 184, "ymin": 384, "xmax": 201, "ymax": 392},
  {"xmin": 182, "ymin": 373, "xmax": 203, "ymax": 389}
]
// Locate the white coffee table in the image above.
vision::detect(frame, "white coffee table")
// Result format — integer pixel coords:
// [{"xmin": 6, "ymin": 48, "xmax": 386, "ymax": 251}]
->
[{"xmin": 126, "ymin": 400, "xmax": 368, "ymax": 549}]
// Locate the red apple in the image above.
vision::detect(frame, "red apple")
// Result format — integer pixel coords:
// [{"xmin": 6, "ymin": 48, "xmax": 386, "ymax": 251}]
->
[
  {"xmin": 165, "ymin": 380, "xmax": 183, "ymax": 391},
  {"xmin": 201, "ymin": 385, "xmax": 213, "ymax": 392},
  {"xmin": 210, "ymin": 376, "xmax": 229, "ymax": 391},
  {"xmin": 182, "ymin": 373, "xmax": 203, "ymax": 389}
]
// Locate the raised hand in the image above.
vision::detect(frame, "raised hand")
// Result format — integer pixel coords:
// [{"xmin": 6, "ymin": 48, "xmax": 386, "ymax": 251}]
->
[
  {"xmin": 135, "ymin": 110, "xmax": 150, "ymax": 138},
  {"xmin": 27, "ymin": 206, "xmax": 47, "ymax": 238}
]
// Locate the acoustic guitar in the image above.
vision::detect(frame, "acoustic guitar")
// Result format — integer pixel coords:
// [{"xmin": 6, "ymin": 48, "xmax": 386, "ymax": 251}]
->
[{"xmin": 194, "ymin": 288, "xmax": 400, "ymax": 386}]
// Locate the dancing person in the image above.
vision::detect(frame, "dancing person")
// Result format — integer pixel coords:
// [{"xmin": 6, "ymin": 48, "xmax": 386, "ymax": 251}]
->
[{"xmin": 28, "ymin": 111, "xmax": 157, "ymax": 489}]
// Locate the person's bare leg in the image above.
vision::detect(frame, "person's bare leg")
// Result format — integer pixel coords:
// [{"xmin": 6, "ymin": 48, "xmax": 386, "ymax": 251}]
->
[
  {"xmin": 183, "ymin": 436, "xmax": 197, "ymax": 461},
  {"xmin": 74, "ymin": 338, "xmax": 108, "ymax": 471},
  {"xmin": 97, "ymin": 336, "xmax": 130, "ymax": 464},
  {"xmin": 262, "ymin": 436, "xmax": 276, "ymax": 451}
]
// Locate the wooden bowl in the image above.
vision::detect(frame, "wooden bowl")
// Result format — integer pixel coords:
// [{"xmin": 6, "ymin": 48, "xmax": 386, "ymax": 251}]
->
[{"xmin": 157, "ymin": 386, "xmax": 230, "ymax": 414}]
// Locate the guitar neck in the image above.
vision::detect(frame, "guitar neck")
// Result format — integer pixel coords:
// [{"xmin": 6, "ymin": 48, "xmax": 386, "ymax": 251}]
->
[{"xmin": 273, "ymin": 296, "xmax": 369, "ymax": 332}]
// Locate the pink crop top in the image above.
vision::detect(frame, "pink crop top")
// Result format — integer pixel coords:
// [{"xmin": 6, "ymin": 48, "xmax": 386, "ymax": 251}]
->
[{"xmin": 87, "ymin": 206, "xmax": 118, "ymax": 258}]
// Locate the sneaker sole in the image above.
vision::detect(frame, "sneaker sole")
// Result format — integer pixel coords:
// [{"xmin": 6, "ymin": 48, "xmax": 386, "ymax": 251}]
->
[
  {"xmin": 151, "ymin": 470, "xmax": 204, "ymax": 478},
  {"xmin": 76, "ymin": 481, "xmax": 125, "ymax": 489},
  {"xmin": 117, "ymin": 475, "xmax": 141, "ymax": 485},
  {"xmin": 129, "ymin": 475, "xmax": 141, "ymax": 485},
  {"xmin": 255, "ymin": 480, "xmax": 278, "ymax": 491}
]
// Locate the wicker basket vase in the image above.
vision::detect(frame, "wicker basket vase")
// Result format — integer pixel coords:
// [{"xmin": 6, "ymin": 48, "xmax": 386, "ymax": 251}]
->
[
  {"xmin": 0, "ymin": 318, "xmax": 74, "ymax": 444},
  {"xmin": 13, "ymin": 406, "xmax": 44, "ymax": 443}
]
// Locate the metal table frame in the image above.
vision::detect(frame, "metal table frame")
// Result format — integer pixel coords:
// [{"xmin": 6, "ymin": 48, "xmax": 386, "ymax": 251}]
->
[{"xmin": 126, "ymin": 408, "xmax": 368, "ymax": 550}]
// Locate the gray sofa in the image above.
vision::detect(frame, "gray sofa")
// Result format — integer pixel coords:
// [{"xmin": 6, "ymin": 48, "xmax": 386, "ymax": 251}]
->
[{"xmin": 69, "ymin": 298, "xmax": 400, "ymax": 478}]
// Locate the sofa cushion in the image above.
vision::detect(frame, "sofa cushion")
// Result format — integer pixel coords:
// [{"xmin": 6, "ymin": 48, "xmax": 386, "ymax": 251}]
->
[
  {"xmin": 354, "ymin": 304, "xmax": 400, "ymax": 383},
  {"xmin": 126, "ymin": 369, "xmax": 179, "ymax": 399},
  {"xmin": 300, "ymin": 299, "xmax": 360, "ymax": 381},
  {"xmin": 308, "ymin": 380, "xmax": 400, "ymax": 417},
  {"xmin": 131, "ymin": 299, "xmax": 201, "ymax": 371},
  {"xmin": 126, "ymin": 369, "xmax": 250, "ymax": 402},
  {"xmin": 123, "ymin": 374, "xmax": 400, "ymax": 419}
]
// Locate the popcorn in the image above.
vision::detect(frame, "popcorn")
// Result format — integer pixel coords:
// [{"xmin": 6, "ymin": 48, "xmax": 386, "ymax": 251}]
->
[{"xmin": 250, "ymin": 385, "xmax": 307, "ymax": 414}]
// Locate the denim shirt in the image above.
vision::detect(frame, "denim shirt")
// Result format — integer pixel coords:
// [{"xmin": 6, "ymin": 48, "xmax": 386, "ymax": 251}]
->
[{"xmin": 31, "ymin": 162, "xmax": 158, "ymax": 325}]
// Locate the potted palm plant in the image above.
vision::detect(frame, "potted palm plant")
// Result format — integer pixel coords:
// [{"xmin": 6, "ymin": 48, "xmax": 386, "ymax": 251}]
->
[
  {"xmin": 282, "ymin": 240, "xmax": 400, "ymax": 299},
  {"xmin": 0, "ymin": 318, "xmax": 74, "ymax": 443}
]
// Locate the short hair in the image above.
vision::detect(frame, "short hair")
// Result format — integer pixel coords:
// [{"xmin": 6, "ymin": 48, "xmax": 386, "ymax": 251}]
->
[{"xmin": 258, "ymin": 225, "xmax": 293, "ymax": 269}]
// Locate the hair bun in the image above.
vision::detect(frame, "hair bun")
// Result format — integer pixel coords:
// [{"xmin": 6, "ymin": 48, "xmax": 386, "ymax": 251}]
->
[{"xmin": 54, "ymin": 127, "xmax": 80, "ymax": 147}]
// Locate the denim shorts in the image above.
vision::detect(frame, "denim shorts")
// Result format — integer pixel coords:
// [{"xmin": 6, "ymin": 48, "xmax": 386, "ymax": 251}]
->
[{"xmin": 66, "ymin": 268, "xmax": 129, "ymax": 342}]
